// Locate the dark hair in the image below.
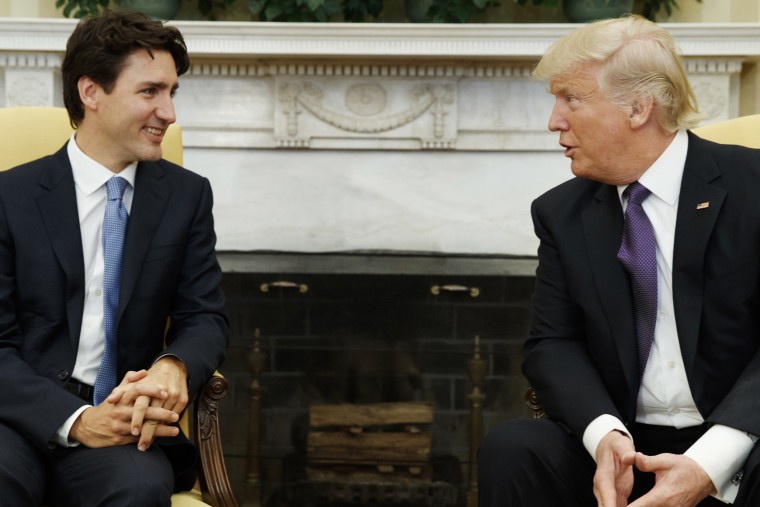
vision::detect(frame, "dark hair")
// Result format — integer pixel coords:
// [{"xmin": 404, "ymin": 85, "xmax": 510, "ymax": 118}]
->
[{"xmin": 61, "ymin": 9, "xmax": 190, "ymax": 127}]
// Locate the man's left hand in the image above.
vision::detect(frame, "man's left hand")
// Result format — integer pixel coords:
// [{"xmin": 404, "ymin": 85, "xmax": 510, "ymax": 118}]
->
[
  {"xmin": 106, "ymin": 356, "xmax": 188, "ymax": 451},
  {"xmin": 628, "ymin": 452, "xmax": 716, "ymax": 507}
]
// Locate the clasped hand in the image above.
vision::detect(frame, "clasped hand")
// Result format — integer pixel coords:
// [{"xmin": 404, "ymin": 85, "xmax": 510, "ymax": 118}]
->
[
  {"xmin": 594, "ymin": 430, "xmax": 715, "ymax": 507},
  {"xmin": 69, "ymin": 357, "xmax": 188, "ymax": 451}
]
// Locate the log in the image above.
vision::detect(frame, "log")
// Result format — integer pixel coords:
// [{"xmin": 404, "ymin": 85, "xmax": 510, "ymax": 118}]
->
[
  {"xmin": 308, "ymin": 430, "xmax": 431, "ymax": 463},
  {"xmin": 309, "ymin": 402, "xmax": 433, "ymax": 428}
]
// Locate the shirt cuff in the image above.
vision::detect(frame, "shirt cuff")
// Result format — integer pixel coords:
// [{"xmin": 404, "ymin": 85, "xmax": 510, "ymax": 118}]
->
[
  {"xmin": 684, "ymin": 424, "xmax": 757, "ymax": 504},
  {"xmin": 582, "ymin": 414, "xmax": 632, "ymax": 461},
  {"xmin": 52, "ymin": 405, "xmax": 90, "ymax": 447}
]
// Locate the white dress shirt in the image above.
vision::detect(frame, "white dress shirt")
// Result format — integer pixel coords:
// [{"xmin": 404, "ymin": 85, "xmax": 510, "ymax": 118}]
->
[
  {"xmin": 581, "ymin": 130, "xmax": 756, "ymax": 503},
  {"xmin": 52, "ymin": 133, "xmax": 137, "ymax": 446}
]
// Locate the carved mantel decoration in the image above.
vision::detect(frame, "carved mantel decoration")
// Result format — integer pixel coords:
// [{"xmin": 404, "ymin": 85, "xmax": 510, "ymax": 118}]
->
[
  {"xmin": 1, "ymin": 19, "xmax": 759, "ymax": 259},
  {"xmin": 276, "ymin": 76, "xmax": 457, "ymax": 149}
]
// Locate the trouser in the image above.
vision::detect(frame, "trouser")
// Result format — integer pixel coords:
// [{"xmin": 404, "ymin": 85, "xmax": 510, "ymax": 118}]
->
[
  {"xmin": 478, "ymin": 418, "xmax": 760, "ymax": 506},
  {"xmin": 0, "ymin": 421, "xmax": 174, "ymax": 507}
]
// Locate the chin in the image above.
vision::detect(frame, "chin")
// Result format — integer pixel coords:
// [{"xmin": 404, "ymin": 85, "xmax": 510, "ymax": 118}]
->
[
  {"xmin": 139, "ymin": 148, "xmax": 163, "ymax": 162},
  {"xmin": 570, "ymin": 165, "xmax": 588, "ymax": 179},
  {"xmin": 570, "ymin": 162, "xmax": 598, "ymax": 182}
]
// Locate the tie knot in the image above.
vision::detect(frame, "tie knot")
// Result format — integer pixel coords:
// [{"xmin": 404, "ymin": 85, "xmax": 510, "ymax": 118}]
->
[
  {"xmin": 106, "ymin": 177, "xmax": 129, "ymax": 201},
  {"xmin": 625, "ymin": 181, "xmax": 651, "ymax": 205}
]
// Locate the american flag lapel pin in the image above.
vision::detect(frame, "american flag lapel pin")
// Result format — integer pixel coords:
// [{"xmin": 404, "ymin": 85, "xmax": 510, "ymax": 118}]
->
[{"xmin": 696, "ymin": 202, "xmax": 710, "ymax": 210}]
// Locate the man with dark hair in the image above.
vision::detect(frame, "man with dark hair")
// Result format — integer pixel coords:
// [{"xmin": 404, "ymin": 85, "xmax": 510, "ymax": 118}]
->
[{"xmin": 0, "ymin": 9, "xmax": 228, "ymax": 506}]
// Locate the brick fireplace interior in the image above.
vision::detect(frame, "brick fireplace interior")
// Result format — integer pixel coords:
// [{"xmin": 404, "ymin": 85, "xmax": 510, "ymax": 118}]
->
[{"xmin": 214, "ymin": 258, "xmax": 537, "ymax": 506}]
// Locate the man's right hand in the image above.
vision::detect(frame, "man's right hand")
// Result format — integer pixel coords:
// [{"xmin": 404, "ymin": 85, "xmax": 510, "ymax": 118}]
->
[
  {"xmin": 68, "ymin": 371, "xmax": 180, "ymax": 448},
  {"xmin": 593, "ymin": 430, "xmax": 636, "ymax": 507}
]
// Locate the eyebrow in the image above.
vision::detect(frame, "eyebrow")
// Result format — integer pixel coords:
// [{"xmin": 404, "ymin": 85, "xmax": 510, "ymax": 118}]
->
[
  {"xmin": 141, "ymin": 81, "xmax": 179, "ymax": 92},
  {"xmin": 549, "ymin": 82, "xmax": 570, "ymax": 95}
]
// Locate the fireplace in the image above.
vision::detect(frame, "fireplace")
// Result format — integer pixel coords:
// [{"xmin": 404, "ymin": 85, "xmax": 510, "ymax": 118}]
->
[{"xmin": 217, "ymin": 262, "xmax": 538, "ymax": 505}]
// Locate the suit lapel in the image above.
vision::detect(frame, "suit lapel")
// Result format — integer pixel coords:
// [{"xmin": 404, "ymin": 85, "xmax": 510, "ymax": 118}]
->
[
  {"xmin": 118, "ymin": 161, "xmax": 171, "ymax": 321},
  {"xmin": 673, "ymin": 133, "xmax": 725, "ymax": 376},
  {"xmin": 35, "ymin": 146, "xmax": 86, "ymax": 347},
  {"xmin": 582, "ymin": 184, "xmax": 640, "ymax": 396}
]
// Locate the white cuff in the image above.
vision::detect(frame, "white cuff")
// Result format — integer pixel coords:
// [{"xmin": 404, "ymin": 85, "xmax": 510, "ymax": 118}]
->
[
  {"xmin": 684, "ymin": 424, "xmax": 757, "ymax": 504},
  {"xmin": 52, "ymin": 405, "xmax": 90, "ymax": 447},
  {"xmin": 582, "ymin": 414, "xmax": 632, "ymax": 461}
]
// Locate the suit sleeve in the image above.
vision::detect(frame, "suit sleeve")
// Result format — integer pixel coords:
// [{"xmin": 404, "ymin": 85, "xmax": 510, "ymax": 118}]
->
[
  {"xmin": 523, "ymin": 197, "xmax": 625, "ymax": 438},
  {"xmin": 160, "ymin": 177, "xmax": 228, "ymax": 398}
]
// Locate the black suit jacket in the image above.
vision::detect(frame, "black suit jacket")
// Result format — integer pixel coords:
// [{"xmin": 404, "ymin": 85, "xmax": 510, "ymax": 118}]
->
[
  {"xmin": 0, "ymin": 144, "xmax": 228, "ymax": 464},
  {"xmin": 523, "ymin": 132, "xmax": 760, "ymax": 441}
]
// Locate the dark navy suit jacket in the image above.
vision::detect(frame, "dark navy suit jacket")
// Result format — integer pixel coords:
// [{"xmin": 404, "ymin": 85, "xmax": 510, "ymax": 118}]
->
[{"xmin": 0, "ymin": 143, "xmax": 228, "ymax": 483}]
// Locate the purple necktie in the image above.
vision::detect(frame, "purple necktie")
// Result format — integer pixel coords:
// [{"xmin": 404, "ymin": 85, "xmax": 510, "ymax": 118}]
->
[{"xmin": 617, "ymin": 182, "xmax": 657, "ymax": 377}]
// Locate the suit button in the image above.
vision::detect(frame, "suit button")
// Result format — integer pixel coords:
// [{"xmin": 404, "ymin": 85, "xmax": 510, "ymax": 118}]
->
[{"xmin": 58, "ymin": 369, "xmax": 69, "ymax": 380}]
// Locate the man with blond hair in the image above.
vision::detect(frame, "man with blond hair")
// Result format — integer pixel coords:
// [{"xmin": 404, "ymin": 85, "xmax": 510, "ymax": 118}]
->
[{"xmin": 479, "ymin": 15, "xmax": 760, "ymax": 506}]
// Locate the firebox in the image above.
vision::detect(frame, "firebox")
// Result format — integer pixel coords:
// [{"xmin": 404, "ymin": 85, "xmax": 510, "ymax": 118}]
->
[{"xmin": 213, "ymin": 252, "xmax": 537, "ymax": 506}]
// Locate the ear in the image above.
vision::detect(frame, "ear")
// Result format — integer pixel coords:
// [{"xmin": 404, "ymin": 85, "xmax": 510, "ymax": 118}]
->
[
  {"xmin": 77, "ymin": 76, "xmax": 100, "ymax": 112},
  {"xmin": 628, "ymin": 94, "xmax": 655, "ymax": 130}
]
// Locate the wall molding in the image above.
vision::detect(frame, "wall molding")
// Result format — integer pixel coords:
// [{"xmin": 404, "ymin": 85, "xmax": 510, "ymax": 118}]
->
[{"xmin": 1, "ymin": 19, "xmax": 760, "ymax": 59}]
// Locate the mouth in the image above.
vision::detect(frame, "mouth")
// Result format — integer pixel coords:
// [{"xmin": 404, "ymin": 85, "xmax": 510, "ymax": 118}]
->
[
  {"xmin": 143, "ymin": 126, "xmax": 165, "ymax": 140},
  {"xmin": 560, "ymin": 143, "xmax": 575, "ymax": 157}
]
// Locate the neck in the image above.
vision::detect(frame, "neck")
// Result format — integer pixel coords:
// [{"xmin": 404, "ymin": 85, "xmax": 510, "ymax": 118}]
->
[{"xmin": 622, "ymin": 127, "xmax": 678, "ymax": 185}]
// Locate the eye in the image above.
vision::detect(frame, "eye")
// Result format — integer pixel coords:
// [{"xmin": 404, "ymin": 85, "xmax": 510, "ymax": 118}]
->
[
  {"xmin": 565, "ymin": 95, "xmax": 582, "ymax": 110},
  {"xmin": 142, "ymin": 87, "xmax": 157, "ymax": 96}
]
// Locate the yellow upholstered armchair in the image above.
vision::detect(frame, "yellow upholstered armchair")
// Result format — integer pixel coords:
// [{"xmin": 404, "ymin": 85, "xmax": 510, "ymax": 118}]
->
[{"xmin": 0, "ymin": 106, "xmax": 237, "ymax": 507}]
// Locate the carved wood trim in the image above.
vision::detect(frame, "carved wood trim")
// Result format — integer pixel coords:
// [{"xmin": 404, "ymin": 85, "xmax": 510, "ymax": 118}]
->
[
  {"xmin": 195, "ymin": 374, "xmax": 239, "ymax": 507},
  {"xmin": 524, "ymin": 387, "xmax": 545, "ymax": 420}
]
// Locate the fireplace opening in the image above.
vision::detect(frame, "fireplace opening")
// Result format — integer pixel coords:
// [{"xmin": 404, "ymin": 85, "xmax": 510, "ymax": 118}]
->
[{"xmin": 216, "ymin": 264, "xmax": 536, "ymax": 506}]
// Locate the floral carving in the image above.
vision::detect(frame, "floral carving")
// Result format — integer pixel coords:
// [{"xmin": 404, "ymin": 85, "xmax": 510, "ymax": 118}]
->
[{"xmin": 279, "ymin": 81, "xmax": 454, "ymax": 136}]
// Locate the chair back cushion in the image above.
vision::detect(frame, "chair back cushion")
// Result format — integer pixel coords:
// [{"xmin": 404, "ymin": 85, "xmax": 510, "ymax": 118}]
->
[
  {"xmin": 692, "ymin": 114, "xmax": 760, "ymax": 149},
  {"xmin": 0, "ymin": 106, "xmax": 182, "ymax": 171}
]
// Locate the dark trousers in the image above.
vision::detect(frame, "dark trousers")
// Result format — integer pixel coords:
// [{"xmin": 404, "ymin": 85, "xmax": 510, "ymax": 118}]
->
[
  {"xmin": 0, "ymin": 421, "xmax": 174, "ymax": 507},
  {"xmin": 478, "ymin": 418, "xmax": 760, "ymax": 507}
]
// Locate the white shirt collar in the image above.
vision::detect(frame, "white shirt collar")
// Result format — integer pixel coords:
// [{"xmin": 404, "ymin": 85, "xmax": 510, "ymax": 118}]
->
[
  {"xmin": 67, "ymin": 132, "xmax": 137, "ymax": 196},
  {"xmin": 617, "ymin": 129, "xmax": 688, "ymax": 207}
]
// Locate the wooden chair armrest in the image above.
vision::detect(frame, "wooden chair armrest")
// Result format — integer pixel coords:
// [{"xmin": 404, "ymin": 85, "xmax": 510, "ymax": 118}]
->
[
  {"xmin": 524, "ymin": 386, "xmax": 546, "ymax": 420},
  {"xmin": 195, "ymin": 374, "xmax": 239, "ymax": 507}
]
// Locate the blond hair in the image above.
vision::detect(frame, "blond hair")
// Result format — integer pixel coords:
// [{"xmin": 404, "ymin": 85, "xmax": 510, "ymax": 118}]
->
[{"xmin": 533, "ymin": 15, "xmax": 702, "ymax": 132}]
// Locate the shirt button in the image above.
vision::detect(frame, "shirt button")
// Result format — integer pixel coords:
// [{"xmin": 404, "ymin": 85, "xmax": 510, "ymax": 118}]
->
[
  {"xmin": 85, "ymin": 321, "xmax": 92, "ymax": 329},
  {"xmin": 667, "ymin": 361, "xmax": 676, "ymax": 369},
  {"xmin": 95, "ymin": 289, "xmax": 102, "ymax": 297},
  {"xmin": 672, "ymin": 408, "xmax": 681, "ymax": 415}
]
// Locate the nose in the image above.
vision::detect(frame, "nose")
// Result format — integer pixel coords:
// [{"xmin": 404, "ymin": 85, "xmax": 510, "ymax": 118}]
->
[
  {"xmin": 156, "ymin": 93, "xmax": 176, "ymax": 125},
  {"xmin": 547, "ymin": 101, "xmax": 568, "ymax": 132}
]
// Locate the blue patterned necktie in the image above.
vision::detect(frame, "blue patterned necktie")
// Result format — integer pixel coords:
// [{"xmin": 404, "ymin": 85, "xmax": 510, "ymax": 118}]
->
[
  {"xmin": 93, "ymin": 176, "xmax": 129, "ymax": 405},
  {"xmin": 617, "ymin": 182, "xmax": 657, "ymax": 378}
]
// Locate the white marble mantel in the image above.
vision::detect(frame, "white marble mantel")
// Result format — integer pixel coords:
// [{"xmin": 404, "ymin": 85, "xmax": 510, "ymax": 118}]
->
[{"xmin": 2, "ymin": 18, "xmax": 759, "ymax": 260}]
